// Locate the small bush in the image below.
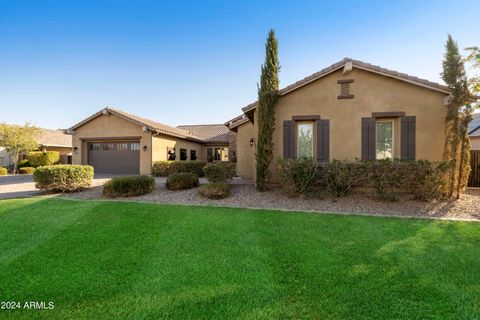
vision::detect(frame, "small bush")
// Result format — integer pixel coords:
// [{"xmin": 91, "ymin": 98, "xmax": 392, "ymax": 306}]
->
[
  {"xmin": 198, "ymin": 182, "xmax": 230, "ymax": 199},
  {"xmin": 277, "ymin": 158, "xmax": 318, "ymax": 196},
  {"xmin": 203, "ymin": 162, "xmax": 236, "ymax": 183},
  {"xmin": 405, "ymin": 160, "xmax": 451, "ymax": 201},
  {"xmin": 0, "ymin": 167, "xmax": 7, "ymax": 176},
  {"xmin": 152, "ymin": 161, "xmax": 206, "ymax": 177},
  {"xmin": 363, "ymin": 160, "xmax": 406, "ymax": 201},
  {"xmin": 19, "ymin": 167, "xmax": 35, "ymax": 174},
  {"xmin": 166, "ymin": 172, "xmax": 199, "ymax": 190},
  {"xmin": 27, "ymin": 151, "xmax": 60, "ymax": 167},
  {"xmin": 323, "ymin": 160, "xmax": 364, "ymax": 197},
  {"xmin": 17, "ymin": 159, "xmax": 30, "ymax": 169},
  {"xmin": 103, "ymin": 176, "xmax": 155, "ymax": 198},
  {"xmin": 33, "ymin": 165, "xmax": 93, "ymax": 193}
]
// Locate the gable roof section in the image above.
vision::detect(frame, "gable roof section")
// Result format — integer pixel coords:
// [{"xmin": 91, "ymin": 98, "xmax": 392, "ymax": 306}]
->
[
  {"xmin": 242, "ymin": 58, "xmax": 450, "ymax": 115},
  {"xmin": 38, "ymin": 128, "xmax": 72, "ymax": 147},
  {"xmin": 469, "ymin": 113, "xmax": 480, "ymax": 137},
  {"xmin": 224, "ymin": 114, "xmax": 250, "ymax": 131},
  {"xmin": 67, "ymin": 107, "xmax": 204, "ymax": 142},
  {"xmin": 176, "ymin": 124, "xmax": 229, "ymax": 144}
]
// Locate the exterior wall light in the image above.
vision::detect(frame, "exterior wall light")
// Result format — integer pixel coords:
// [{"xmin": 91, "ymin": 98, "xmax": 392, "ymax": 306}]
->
[
  {"xmin": 249, "ymin": 138, "xmax": 255, "ymax": 147},
  {"xmin": 143, "ymin": 145, "xmax": 148, "ymax": 151}
]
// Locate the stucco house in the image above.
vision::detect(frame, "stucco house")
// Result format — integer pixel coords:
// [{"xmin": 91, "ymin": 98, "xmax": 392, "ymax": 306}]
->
[
  {"xmin": 227, "ymin": 58, "xmax": 451, "ymax": 182},
  {"xmin": 469, "ymin": 113, "xmax": 480, "ymax": 151},
  {"xmin": 67, "ymin": 108, "xmax": 229, "ymax": 174}
]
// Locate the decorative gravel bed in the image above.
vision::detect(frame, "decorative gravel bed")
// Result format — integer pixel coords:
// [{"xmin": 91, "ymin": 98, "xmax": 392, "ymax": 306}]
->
[{"xmin": 60, "ymin": 180, "xmax": 480, "ymax": 221}]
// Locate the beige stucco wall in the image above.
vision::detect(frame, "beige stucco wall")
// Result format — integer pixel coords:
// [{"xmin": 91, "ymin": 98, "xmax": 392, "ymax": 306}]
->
[
  {"xmin": 235, "ymin": 121, "xmax": 255, "ymax": 178},
  {"xmin": 249, "ymin": 68, "xmax": 448, "ymax": 182},
  {"xmin": 471, "ymin": 136, "xmax": 480, "ymax": 150},
  {"xmin": 152, "ymin": 134, "xmax": 203, "ymax": 162},
  {"xmin": 41, "ymin": 146, "xmax": 71, "ymax": 156},
  {"xmin": 71, "ymin": 113, "xmax": 153, "ymax": 175}
]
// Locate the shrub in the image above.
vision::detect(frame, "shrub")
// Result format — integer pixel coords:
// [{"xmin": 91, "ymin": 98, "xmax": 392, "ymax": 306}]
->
[
  {"xmin": 405, "ymin": 160, "xmax": 451, "ymax": 201},
  {"xmin": 17, "ymin": 159, "xmax": 30, "ymax": 169},
  {"xmin": 323, "ymin": 160, "xmax": 364, "ymax": 197},
  {"xmin": 166, "ymin": 172, "xmax": 199, "ymax": 190},
  {"xmin": 152, "ymin": 161, "xmax": 206, "ymax": 177},
  {"xmin": 19, "ymin": 167, "xmax": 35, "ymax": 174},
  {"xmin": 363, "ymin": 160, "xmax": 408, "ymax": 201},
  {"xmin": 27, "ymin": 151, "xmax": 60, "ymax": 167},
  {"xmin": 33, "ymin": 165, "xmax": 93, "ymax": 193},
  {"xmin": 198, "ymin": 182, "xmax": 230, "ymax": 199},
  {"xmin": 103, "ymin": 176, "xmax": 155, "ymax": 198},
  {"xmin": 0, "ymin": 167, "xmax": 7, "ymax": 176},
  {"xmin": 202, "ymin": 162, "xmax": 236, "ymax": 183},
  {"xmin": 277, "ymin": 158, "xmax": 317, "ymax": 196}
]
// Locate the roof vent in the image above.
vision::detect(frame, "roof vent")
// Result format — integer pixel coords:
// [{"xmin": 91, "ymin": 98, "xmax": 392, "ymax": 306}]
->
[{"xmin": 337, "ymin": 79, "xmax": 354, "ymax": 99}]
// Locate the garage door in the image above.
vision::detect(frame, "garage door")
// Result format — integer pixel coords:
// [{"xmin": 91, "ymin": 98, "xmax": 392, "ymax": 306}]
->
[{"xmin": 88, "ymin": 142, "xmax": 140, "ymax": 174}]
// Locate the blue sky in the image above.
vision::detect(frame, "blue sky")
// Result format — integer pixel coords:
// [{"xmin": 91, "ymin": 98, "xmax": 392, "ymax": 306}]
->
[{"xmin": 1, "ymin": 0, "xmax": 479, "ymax": 129}]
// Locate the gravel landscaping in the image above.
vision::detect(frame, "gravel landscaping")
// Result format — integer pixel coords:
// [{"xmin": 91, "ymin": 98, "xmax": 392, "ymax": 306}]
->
[{"xmin": 60, "ymin": 180, "xmax": 480, "ymax": 221}]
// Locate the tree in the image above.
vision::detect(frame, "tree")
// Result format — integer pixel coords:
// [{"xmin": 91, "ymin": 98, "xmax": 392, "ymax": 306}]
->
[
  {"xmin": 255, "ymin": 29, "xmax": 280, "ymax": 191},
  {"xmin": 441, "ymin": 35, "xmax": 475, "ymax": 198},
  {"xmin": 0, "ymin": 123, "xmax": 41, "ymax": 174}
]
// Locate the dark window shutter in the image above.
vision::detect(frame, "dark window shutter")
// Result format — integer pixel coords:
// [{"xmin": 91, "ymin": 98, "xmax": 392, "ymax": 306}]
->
[
  {"xmin": 401, "ymin": 116, "xmax": 416, "ymax": 160},
  {"xmin": 283, "ymin": 120, "xmax": 295, "ymax": 158},
  {"xmin": 361, "ymin": 117, "xmax": 376, "ymax": 160},
  {"xmin": 316, "ymin": 119, "xmax": 330, "ymax": 162}
]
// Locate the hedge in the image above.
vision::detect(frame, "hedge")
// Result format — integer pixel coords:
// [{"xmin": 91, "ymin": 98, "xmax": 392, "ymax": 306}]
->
[
  {"xmin": 27, "ymin": 151, "xmax": 60, "ymax": 167},
  {"xmin": 165, "ymin": 172, "xmax": 199, "ymax": 190},
  {"xmin": 198, "ymin": 182, "xmax": 230, "ymax": 199},
  {"xmin": 33, "ymin": 165, "xmax": 94, "ymax": 193},
  {"xmin": 17, "ymin": 159, "xmax": 30, "ymax": 169},
  {"xmin": 19, "ymin": 167, "xmax": 35, "ymax": 174},
  {"xmin": 203, "ymin": 162, "xmax": 236, "ymax": 183},
  {"xmin": 103, "ymin": 176, "xmax": 155, "ymax": 198},
  {"xmin": 0, "ymin": 167, "xmax": 7, "ymax": 176},
  {"xmin": 277, "ymin": 158, "xmax": 318, "ymax": 196},
  {"xmin": 152, "ymin": 161, "xmax": 206, "ymax": 177}
]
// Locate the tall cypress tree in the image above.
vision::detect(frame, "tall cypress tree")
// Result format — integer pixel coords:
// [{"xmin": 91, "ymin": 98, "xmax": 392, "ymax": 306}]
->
[{"xmin": 256, "ymin": 30, "xmax": 280, "ymax": 191}]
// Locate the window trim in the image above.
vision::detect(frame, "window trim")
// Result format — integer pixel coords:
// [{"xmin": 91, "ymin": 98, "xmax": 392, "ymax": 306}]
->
[{"xmin": 375, "ymin": 119, "xmax": 394, "ymax": 160}]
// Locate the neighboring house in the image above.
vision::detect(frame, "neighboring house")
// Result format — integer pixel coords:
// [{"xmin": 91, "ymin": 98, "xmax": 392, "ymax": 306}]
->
[
  {"xmin": 469, "ymin": 113, "xmax": 480, "ymax": 187},
  {"xmin": 227, "ymin": 58, "xmax": 451, "ymax": 181},
  {"xmin": 469, "ymin": 113, "xmax": 480, "ymax": 150},
  {"xmin": 66, "ymin": 108, "xmax": 229, "ymax": 174},
  {"xmin": 1, "ymin": 127, "xmax": 72, "ymax": 167}
]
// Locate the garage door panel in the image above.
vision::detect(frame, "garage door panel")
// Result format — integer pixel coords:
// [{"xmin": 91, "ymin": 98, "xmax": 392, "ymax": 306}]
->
[{"xmin": 88, "ymin": 142, "xmax": 140, "ymax": 174}]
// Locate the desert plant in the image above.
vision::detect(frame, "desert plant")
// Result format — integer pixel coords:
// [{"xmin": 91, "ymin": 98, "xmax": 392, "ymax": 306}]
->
[
  {"xmin": 323, "ymin": 160, "xmax": 364, "ymax": 197},
  {"xmin": 27, "ymin": 151, "xmax": 60, "ymax": 167},
  {"xmin": 277, "ymin": 158, "xmax": 317, "ymax": 196},
  {"xmin": 103, "ymin": 176, "xmax": 155, "ymax": 198},
  {"xmin": 18, "ymin": 167, "xmax": 35, "ymax": 174},
  {"xmin": 152, "ymin": 161, "xmax": 206, "ymax": 177},
  {"xmin": 165, "ymin": 172, "xmax": 199, "ymax": 190},
  {"xmin": 0, "ymin": 167, "xmax": 7, "ymax": 176},
  {"xmin": 33, "ymin": 165, "xmax": 93, "ymax": 193},
  {"xmin": 198, "ymin": 182, "xmax": 230, "ymax": 199},
  {"xmin": 203, "ymin": 162, "xmax": 236, "ymax": 183}
]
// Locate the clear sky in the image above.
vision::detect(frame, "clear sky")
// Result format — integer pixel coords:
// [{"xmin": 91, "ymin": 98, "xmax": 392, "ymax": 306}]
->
[{"xmin": 1, "ymin": 0, "xmax": 479, "ymax": 129}]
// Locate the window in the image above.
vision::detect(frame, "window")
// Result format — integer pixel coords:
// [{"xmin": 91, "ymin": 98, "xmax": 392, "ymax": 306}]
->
[
  {"xmin": 130, "ymin": 143, "xmax": 140, "ymax": 151},
  {"xmin": 101, "ymin": 143, "xmax": 114, "ymax": 151},
  {"xmin": 214, "ymin": 148, "xmax": 221, "ymax": 161},
  {"xmin": 117, "ymin": 143, "xmax": 128, "ymax": 151},
  {"xmin": 207, "ymin": 148, "xmax": 213, "ymax": 162},
  {"xmin": 376, "ymin": 120, "xmax": 393, "ymax": 159},
  {"xmin": 190, "ymin": 150, "xmax": 197, "ymax": 161},
  {"xmin": 297, "ymin": 123, "xmax": 313, "ymax": 158},
  {"xmin": 89, "ymin": 143, "xmax": 102, "ymax": 151},
  {"xmin": 180, "ymin": 148, "xmax": 187, "ymax": 161}
]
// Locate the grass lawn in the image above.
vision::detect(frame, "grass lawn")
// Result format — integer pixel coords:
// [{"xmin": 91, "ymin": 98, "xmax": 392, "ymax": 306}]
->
[{"xmin": 0, "ymin": 198, "xmax": 479, "ymax": 319}]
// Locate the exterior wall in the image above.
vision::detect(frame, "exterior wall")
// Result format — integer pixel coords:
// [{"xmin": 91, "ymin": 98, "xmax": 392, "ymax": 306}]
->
[
  {"xmin": 40, "ymin": 146, "xmax": 71, "ymax": 156},
  {"xmin": 471, "ymin": 136, "xmax": 480, "ymax": 150},
  {"xmin": 235, "ymin": 121, "xmax": 255, "ymax": 178},
  {"xmin": 0, "ymin": 147, "xmax": 13, "ymax": 167},
  {"xmin": 71, "ymin": 113, "xmax": 153, "ymax": 175},
  {"xmin": 250, "ymin": 68, "xmax": 448, "ymax": 182},
  {"xmin": 152, "ymin": 134, "xmax": 203, "ymax": 162}
]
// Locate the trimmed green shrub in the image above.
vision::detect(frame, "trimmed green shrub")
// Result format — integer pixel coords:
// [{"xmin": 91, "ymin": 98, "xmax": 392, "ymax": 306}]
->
[
  {"xmin": 166, "ymin": 172, "xmax": 199, "ymax": 190},
  {"xmin": 363, "ymin": 160, "xmax": 405, "ymax": 201},
  {"xmin": 33, "ymin": 165, "xmax": 93, "ymax": 193},
  {"xmin": 17, "ymin": 159, "xmax": 30, "ymax": 169},
  {"xmin": 0, "ymin": 167, "xmax": 7, "ymax": 176},
  {"xmin": 198, "ymin": 182, "xmax": 230, "ymax": 199},
  {"xmin": 152, "ymin": 161, "xmax": 206, "ymax": 177},
  {"xmin": 27, "ymin": 151, "xmax": 60, "ymax": 167},
  {"xmin": 103, "ymin": 176, "xmax": 155, "ymax": 198},
  {"xmin": 19, "ymin": 167, "xmax": 35, "ymax": 174},
  {"xmin": 202, "ymin": 162, "xmax": 236, "ymax": 183},
  {"xmin": 405, "ymin": 160, "xmax": 451, "ymax": 201},
  {"xmin": 277, "ymin": 158, "xmax": 317, "ymax": 196},
  {"xmin": 323, "ymin": 160, "xmax": 364, "ymax": 197}
]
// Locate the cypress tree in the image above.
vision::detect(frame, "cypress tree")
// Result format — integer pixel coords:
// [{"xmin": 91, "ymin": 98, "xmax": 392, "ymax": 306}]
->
[{"xmin": 256, "ymin": 30, "xmax": 280, "ymax": 191}]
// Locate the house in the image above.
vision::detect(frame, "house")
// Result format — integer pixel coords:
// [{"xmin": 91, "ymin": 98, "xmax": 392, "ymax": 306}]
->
[
  {"xmin": 227, "ymin": 58, "xmax": 451, "ymax": 182},
  {"xmin": 1, "ymin": 127, "xmax": 72, "ymax": 167},
  {"xmin": 66, "ymin": 108, "xmax": 229, "ymax": 174},
  {"xmin": 468, "ymin": 113, "xmax": 480, "ymax": 187},
  {"xmin": 469, "ymin": 113, "xmax": 480, "ymax": 150}
]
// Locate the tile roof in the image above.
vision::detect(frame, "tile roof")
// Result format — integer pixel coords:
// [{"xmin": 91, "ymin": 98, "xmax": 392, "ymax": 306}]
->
[
  {"xmin": 38, "ymin": 128, "xmax": 72, "ymax": 147},
  {"xmin": 176, "ymin": 124, "xmax": 229, "ymax": 143},
  {"xmin": 242, "ymin": 57, "xmax": 450, "ymax": 113},
  {"xmin": 224, "ymin": 114, "xmax": 250, "ymax": 130},
  {"xmin": 469, "ymin": 113, "xmax": 480, "ymax": 137}
]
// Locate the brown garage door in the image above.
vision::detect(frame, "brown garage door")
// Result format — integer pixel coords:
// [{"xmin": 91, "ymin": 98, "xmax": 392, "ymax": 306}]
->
[{"xmin": 88, "ymin": 142, "xmax": 140, "ymax": 174}]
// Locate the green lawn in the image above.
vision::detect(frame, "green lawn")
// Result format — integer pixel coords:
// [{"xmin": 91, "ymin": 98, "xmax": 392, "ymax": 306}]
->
[{"xmin": 0, "ymin": 198, "xmax": 479, "ymax": 319}]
